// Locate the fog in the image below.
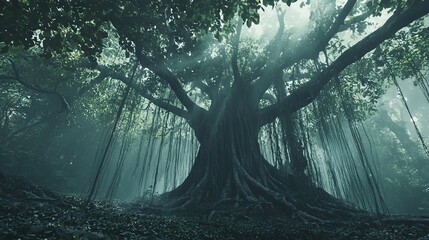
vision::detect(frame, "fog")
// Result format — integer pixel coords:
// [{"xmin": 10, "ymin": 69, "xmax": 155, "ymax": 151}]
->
[{"xmin": 1, "ymin": 0, "xmax": 429, "ymax": 216}]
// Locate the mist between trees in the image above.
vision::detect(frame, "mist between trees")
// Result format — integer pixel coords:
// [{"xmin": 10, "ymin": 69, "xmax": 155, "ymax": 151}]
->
[{"xmin": 1, "ymin": 0, "xmax": 429, "ymax": 217}]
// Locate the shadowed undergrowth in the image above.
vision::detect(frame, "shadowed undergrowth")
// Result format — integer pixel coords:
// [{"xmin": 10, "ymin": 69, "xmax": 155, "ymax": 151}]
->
[{"xmin": 1, "ymin": 174, "xmax": 428, "ymax": 240}]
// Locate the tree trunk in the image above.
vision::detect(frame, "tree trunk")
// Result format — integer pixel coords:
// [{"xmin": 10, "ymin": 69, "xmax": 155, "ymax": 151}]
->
[
  {"xmin": 155, "ymin": 85, "xmax": 354, "ymax": 218},
  {"xmin": 160, "ymin": 113, "xmax": 298, "ymax": 212},
  {"xmin": 162, "ymin": 86, "xmax": 283, "ymax": 205}
]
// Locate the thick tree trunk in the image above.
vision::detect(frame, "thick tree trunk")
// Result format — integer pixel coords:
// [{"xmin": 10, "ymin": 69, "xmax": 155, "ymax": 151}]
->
[
  {"xmin": 154, "ymin": 86, "xmax": 355, "ymax": 218},
  {"xmin": 160, "ymin": 113, "xmax": 297, "ymax": 212},
  {"xmin": 160, "ymin": 86, "xmax": 288, "ymax": 208}
]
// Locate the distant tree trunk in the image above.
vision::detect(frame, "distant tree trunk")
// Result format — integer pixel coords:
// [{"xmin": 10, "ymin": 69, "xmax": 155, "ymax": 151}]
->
[
  {"xmin": 376, "ymin": 110, "xmax": 427, "ymax": 165},
  {"xmin": 33, "ymin": 93, "xmax": 67, "ymax": 159}
]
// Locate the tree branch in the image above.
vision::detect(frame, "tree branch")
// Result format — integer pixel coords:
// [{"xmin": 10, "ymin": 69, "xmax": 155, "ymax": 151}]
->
[
  {"xmin": 270, "ymin": 7, "xmax": 287, "ymax": 51},
  {"xmin": 318, "ymin": 0, "xmax": 358, "ymax": 49},
  {"xmin": 339, "ymin": 11, "xmax": 372, "ymax": 32},
  {"xmin": 78, "ymin": 71, "xmax": 108, "ymax": 96},
  {"xmin": 134, "ymin": 44, "xmax": 203, "ymax": 114},
  {"xmin": 97, "ymin": 65, "xmax": 189, "ymax": 119},
  {"xmin": 253, "ymin": 0, "xmax": 357, "ymax": 98},
  {"xmin": 262, "ymin": 92, "xmax": 277, "ymax": 105},
  {"xmin": 7, "ymin": 60, "xmax": 70, "ymax": 113},
  {"xmin": 246, "ymin": 9, "xmax": 287, "ymax": 82},
  {"xmin": 190, "ymin": 80, "xmax": 216, "ymax": 100},
  {"xmin": 259, "ymin": 1, "xmax": 429, "ymax": 126}
]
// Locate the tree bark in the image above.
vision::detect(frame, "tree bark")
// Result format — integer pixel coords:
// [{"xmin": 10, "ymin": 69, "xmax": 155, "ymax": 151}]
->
[{"xmin": 156, "ymin": 84, "xmax": 281, "ymax": 208}]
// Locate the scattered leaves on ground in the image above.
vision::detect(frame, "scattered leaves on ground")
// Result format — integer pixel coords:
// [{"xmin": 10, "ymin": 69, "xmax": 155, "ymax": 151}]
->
[{"xmin": 0, "ymin": 175, "xmax": 428, "ymax": 239}]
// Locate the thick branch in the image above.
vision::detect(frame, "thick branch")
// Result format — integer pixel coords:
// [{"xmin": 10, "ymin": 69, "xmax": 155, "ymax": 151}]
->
[
  {"xmin": 259, "ymin": 1, "xmax": 429, "ymax": 126},
  {"xmin": 7, "ymin": 60, "xmax": 70, "ymax": 112},
  {"xmin": 253, "ymin": 0, "xmax": 357, "ymax": 98},
  {"xmin": 262, "ymin": 93, "xmax": 277, "ymax": 105},
  {"xmin": 97, "ymin": 66, "xmax": 189, "ymax": 119},
  {"xmin": 78, "ymin": 71, "xmax": 108, "ymax": 96},
  {"xmin": 246, "ymin": 9, "xmax": 285, "ymax": 82},
  {"xmin": 318, "ymin": 0, "xmax": 358, "ymax": 49},
  {"xmin": 339, "ymin": 11, "xmax": 372, "ymax": 32},
  {"xmin": 191, "ymin": 80, "xmax": 216, "ymax": 100},
  {"xmin": 134, "ymin": 44, "xmax": 202, "ymax": 114}
]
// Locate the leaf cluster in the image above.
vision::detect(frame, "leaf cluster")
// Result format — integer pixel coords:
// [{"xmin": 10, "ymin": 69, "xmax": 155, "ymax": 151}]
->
[{"xmin": 0, "ymin": 0, "xmax": 303, "ymax": 63}]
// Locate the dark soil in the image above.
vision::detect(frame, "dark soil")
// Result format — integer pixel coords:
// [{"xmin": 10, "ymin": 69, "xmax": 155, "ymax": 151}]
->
[{"xmin": 1, "ymin": 174, "xmax": 429, "ymax": 240}]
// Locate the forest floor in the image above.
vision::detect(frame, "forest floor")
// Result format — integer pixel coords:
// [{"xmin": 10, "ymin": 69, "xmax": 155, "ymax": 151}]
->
[{"xmin": 1, "ymin": 174, "xmax": 429, "ymax": 240}]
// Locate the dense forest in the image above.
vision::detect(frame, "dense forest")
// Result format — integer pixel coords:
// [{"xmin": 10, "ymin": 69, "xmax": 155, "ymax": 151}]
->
[{"xmin": 1, "ymin": 0, "xmax": 429, "ymax": 239}]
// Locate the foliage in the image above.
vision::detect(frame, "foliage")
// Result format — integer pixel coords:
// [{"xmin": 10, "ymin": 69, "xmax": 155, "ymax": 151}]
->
[
  {"xmin": 367, "ymin": 109, "xmax": 429, "ymax": 214},
  {"xmin": 0, "ymin": 0, "xmax": 298, "ymax": 62}
]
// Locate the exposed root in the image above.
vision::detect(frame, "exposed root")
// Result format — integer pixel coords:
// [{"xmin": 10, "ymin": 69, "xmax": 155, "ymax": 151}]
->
[
  {"xmin": 143, "ymin": 130, "xmax": 363, "ymax": 220},
  {"xmin": 381, "ymin": 215, "xmax": 429, "ymax": 224},
  {"xmin": 148, "ymin": 156, "xmax": 361, "ymax": 220}
]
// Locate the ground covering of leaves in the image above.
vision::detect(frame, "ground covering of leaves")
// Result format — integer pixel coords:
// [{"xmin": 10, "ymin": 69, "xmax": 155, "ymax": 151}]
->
[{"xmin": 1, "ymin": 173, "xmax": 429, "ymax": 239}]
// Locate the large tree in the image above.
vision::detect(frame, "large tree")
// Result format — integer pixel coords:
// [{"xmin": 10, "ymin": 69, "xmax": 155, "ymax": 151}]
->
[{"xmin": 2, "ymin": 0, "xmax": 429, "ymax": 216}]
